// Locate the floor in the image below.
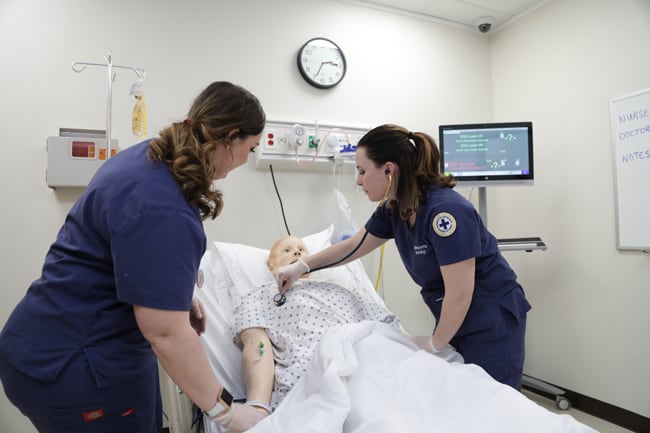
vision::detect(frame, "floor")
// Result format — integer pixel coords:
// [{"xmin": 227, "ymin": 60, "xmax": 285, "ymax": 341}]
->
[{"xmin": 521, "ymin": 390, "xmax": 635, "ymax": 433}]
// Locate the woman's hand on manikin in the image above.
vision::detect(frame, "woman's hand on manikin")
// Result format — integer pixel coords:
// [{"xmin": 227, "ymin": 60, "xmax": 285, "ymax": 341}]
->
[{"xmin": 274, "ymin": 259, "xmax": 310, "ymax": 293}]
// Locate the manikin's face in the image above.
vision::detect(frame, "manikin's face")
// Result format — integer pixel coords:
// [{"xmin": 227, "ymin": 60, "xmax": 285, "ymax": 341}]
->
[
  {"xmin": 211, "ymin": 132, "xmax": 262, "ymax": 180},
  {"xmin": 268, "ymin": 236, "xmax": 310, "ymax": 274}
]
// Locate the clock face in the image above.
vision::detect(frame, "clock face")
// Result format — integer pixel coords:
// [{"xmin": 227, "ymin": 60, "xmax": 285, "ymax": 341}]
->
[{"xmin": 297, "ymin": 38, "xmax": 346, "ymax": 89}]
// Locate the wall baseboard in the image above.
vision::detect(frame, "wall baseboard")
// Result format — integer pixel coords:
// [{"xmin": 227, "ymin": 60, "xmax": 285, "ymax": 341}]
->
[{"xmin": 523, "ymin": 381, "xmax": 649, "ymax": 433}]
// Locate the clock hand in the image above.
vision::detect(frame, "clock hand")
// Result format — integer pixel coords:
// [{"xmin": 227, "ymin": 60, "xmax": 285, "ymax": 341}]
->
[
  {"xmin": 313, "ymin": 63, "xmax": 325, "ymax": 79},
  {"xmin": 312, "ymin": 61, "xmax": 339, "ymax": 79}
]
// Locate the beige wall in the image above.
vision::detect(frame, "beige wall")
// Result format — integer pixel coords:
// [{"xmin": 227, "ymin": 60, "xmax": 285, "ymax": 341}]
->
[
  {"xmin": 487, "ymin": 0, "xmax": 650, "ymax": 416},
  {"xmin": 0, "ymin": 0, "xmax": 647, "ymax": 431}
]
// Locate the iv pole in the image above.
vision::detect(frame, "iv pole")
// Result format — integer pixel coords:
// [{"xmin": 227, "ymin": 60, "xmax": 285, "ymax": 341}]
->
[{"xmin": 71, "ymin": 51, "xmax": 145, "ymax": 159}]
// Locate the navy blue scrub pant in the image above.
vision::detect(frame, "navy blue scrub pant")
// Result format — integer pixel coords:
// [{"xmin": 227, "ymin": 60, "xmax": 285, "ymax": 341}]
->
[
  {"xmin": 451, "ymin": 313, "xmax": 527, "ymax": 390},
  {"xmin": 0, "ymin": 352, "xmax": 162, "ymax": 433},
  {"xmin": 424, "ymin": 286, "xmax": 529, "ymax": 390}
]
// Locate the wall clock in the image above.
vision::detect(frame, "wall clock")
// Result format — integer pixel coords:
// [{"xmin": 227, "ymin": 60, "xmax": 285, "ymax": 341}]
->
[{"xmin": 297, "ymin": 37, "xmax": 346, "ymax": 89}]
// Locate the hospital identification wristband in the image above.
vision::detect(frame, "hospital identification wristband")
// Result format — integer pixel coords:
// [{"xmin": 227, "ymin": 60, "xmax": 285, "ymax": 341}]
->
[{"xmin": 245, "ymin": 399, "xmax": 272, "ymax": 415}]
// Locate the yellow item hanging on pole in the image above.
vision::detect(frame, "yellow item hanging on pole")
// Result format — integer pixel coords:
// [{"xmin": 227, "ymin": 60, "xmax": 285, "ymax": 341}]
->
[
  {"xmin": 130, "ymin": 77, "xmax": 147, "ymax": 139},
  {"xmin": 132, "ymin": 94, "xmax": 146, "ymax": 138}
]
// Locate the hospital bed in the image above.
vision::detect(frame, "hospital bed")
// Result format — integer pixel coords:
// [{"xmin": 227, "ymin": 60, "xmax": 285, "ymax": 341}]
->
[{"xmin": 160, "ymin": 226, "xmax": 598, "ymax": 433}]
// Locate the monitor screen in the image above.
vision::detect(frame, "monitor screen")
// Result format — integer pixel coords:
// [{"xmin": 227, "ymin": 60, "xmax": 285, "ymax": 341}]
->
[{"xmin": 439, "ymin": 121, "xmax": 534, "ymax": 186}]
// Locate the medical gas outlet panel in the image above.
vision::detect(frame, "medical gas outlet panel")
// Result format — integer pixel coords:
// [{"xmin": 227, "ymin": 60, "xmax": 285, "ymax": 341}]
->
[{"xmin": 255, "ymin": 121, "xmax": 368, "ymax": 171}]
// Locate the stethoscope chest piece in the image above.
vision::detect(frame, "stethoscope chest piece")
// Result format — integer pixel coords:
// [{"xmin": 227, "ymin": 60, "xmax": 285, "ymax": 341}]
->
[{"xmin": 273, "ymin": 293, "xmax": 286, "ymax": 307}]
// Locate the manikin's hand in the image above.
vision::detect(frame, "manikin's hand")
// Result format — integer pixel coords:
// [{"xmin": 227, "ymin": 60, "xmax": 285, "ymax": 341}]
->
[
  {"xmin": 275, "ymin": 259, "xmax": 310, "ymax": 293},
  {"xmin": 213, "ymin": 403, "xmax": 268, "ymax": 433},
  {"xmin": 190, "ymin": 296, "xmax": 206, "ymax": 336}
]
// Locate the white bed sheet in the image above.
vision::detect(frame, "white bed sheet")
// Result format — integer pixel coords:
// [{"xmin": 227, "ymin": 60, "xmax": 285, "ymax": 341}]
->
[{"xmin": 245, "ymin": 321, "xmax": 598, "ymax": 433}]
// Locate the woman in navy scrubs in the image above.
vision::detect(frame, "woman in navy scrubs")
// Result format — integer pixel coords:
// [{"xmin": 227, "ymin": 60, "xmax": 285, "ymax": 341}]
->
[
  {"xmin": 0, "ymin": 82, "xmax": 268, "ymax": 432},
  {"xmin": 276, "ymin": 124, "xmax": 531, "ymax": 390}
]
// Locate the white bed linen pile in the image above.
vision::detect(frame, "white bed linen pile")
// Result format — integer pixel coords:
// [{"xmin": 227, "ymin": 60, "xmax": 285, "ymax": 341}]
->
[{"xmin": 243, "ymin": 320, "xmax": 598, "ymax": 433}]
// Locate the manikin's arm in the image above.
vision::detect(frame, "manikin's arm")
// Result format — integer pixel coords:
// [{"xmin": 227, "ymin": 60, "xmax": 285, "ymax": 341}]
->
[{"xmin": 240, "ymin": 327, "xmax": 274, "ymax": 413}]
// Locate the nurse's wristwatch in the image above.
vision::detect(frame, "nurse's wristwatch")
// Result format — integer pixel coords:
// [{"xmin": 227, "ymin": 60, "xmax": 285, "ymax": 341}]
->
[{"xmin": 205, "ymin": 387, "xmax": 234, "ymax": 420}]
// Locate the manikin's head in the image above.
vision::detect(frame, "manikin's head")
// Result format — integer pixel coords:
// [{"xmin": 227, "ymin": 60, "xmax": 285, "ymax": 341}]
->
[{"xmin": 268, "ymin": 236, "xmax": 310, "ymax": 277}]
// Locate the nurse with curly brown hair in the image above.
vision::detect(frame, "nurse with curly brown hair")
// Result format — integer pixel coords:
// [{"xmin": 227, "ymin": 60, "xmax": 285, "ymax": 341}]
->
[{"xmin": 0, "ymin": 82, "xmax": 267, "ymax": 433}]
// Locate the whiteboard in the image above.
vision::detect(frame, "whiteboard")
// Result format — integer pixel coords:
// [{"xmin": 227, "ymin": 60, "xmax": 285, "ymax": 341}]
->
[{"xmin": 609, "ymin": 88, "xmax": 650, "ymax": 251}]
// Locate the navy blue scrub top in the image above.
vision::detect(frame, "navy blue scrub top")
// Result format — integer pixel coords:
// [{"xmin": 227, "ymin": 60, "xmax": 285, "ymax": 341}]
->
[
  {"xmin": 365, "ymin": 185, "xmax": 530, "ymax": 337},
  {"xmin": 0, "ymin": 141, "xmax": 206, "ymax": 387}
]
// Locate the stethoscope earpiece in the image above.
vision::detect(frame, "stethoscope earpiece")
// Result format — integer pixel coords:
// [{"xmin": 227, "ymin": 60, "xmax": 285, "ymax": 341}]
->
[{"xmin": 381, "ymin": 170, "xmax": 392, "ymax": 204}]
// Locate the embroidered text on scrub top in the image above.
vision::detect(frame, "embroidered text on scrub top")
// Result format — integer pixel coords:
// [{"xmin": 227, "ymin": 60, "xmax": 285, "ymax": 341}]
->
[{"xmin": 414, "ymin": 244, "xmax": 429, "ymax": 255}]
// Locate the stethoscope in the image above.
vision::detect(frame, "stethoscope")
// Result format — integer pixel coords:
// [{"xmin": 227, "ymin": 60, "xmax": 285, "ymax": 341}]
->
[
  {"xmin": 272, "ymin": 230, "xmax": 371, "ymax": 306},
  {"xmin": 273, "ymin": 171, "xmax": 392, "ymax": 307}
]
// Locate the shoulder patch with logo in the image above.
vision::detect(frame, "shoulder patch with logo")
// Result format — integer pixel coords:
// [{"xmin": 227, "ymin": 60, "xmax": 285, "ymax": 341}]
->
[{"xmin": 432, "ymin": 212, "xmax": 456, "ymax": 237}]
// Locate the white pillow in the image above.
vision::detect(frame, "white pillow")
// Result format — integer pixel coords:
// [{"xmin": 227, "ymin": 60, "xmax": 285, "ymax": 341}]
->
[{"xmin": 302, "ymin": 224, "xmax": 335, "ymax": 253}]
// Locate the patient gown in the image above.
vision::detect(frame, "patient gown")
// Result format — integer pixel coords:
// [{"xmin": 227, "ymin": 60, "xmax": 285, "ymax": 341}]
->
[{"xmin": 231, "ymin": 278, "xmax": 399, "ymax": 409}]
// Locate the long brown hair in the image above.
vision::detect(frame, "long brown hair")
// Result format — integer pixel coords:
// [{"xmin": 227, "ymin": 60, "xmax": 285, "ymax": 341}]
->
[
  {"xmin": 357, "ymin": 124, "xmax": 456, "ymax": 220},
  {"xmin": 148, "ymin": 82, "xmax": 265, "ymax": 220}
]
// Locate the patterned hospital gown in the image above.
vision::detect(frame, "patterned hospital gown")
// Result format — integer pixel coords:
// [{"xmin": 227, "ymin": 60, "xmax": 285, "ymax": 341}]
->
[{"xmin": 231, "ymin": 277, "xmax": 399, "ymax": 409}]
